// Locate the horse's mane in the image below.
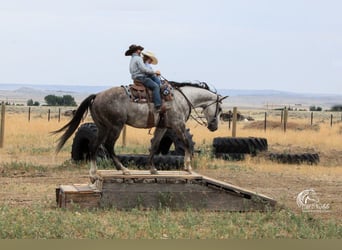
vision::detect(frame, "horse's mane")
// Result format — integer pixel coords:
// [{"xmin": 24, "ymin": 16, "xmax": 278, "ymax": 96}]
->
[{"xmin": 168, "ymin": 81, "xmax": 211, "ymax": 91}]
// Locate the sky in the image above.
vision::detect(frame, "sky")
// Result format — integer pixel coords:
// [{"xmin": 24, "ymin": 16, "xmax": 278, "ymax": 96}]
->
[{"xmin": 0, "ymin": 0, "xmax": 341, "ymax": 94}]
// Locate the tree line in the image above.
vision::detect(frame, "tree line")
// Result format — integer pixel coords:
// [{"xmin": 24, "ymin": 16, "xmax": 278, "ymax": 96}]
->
[{"xmin": 27, "ymin": 95, "xmax": 77, "ymax": 106}]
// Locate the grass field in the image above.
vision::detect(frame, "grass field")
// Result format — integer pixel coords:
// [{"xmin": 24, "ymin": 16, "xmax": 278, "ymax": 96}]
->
[{"xmin": 0, "ymin": 107, "xmax": 341, "ymax": 239}]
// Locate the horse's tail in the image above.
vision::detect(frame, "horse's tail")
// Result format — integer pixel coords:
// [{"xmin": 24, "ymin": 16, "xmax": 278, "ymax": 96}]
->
[{"xmin": 52, "ymin": 94, "xmax": 97, "ymax": 153}]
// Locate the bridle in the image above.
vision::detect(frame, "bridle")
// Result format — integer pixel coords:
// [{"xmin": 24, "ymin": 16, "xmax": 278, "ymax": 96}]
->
[
  {"xmin": 174, "ymin": 85, "xmax": 228, "ymax": 127},
  {"xmin": 160, "ymin": 75, "xmax": 228, "ymax": 127}
]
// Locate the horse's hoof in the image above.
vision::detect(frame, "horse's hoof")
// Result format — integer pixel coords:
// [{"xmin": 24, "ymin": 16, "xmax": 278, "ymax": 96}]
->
[
  {"xmin": 184, "ymin": 169, "xmax": 192, "ymax": 174},
  {"xmin": 150, "ymin": 169, "xmax": 159, "ymax": 175},
  {"xmin": 122, "ymin": 170, "xmax": 131, "ymax": 175},
  {"xmin": 89, "ymin": 176, "xmax": 98, "ymax": 184}
]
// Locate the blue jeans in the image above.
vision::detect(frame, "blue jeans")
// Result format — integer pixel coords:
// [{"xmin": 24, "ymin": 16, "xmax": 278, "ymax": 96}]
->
[
  {"xmin": 149, "ymin": 75, "xmax": 161, "ymax": 86},
  {"xmin": 135, "ymin": 76, "xmax": 161, "ymax": 107}
]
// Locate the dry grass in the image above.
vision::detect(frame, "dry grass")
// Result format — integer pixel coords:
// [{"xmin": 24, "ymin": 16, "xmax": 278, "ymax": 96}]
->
[
  {"xmin": 0, "ymin": 108, "xmax": 341, "ymax": 239},
  {"xmin": 1, "ymin": 110, "xmax": 342, "ymax": 166}
]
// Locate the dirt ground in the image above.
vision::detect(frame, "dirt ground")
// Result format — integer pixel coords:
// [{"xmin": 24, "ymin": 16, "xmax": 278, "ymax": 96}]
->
[
  {"xmin": 0, "ymin": 159, "xmax": 340, "ymax": 223},
  {"xmin": 198, "ymin": 165, "xmax": 342, "ymax": 222}
]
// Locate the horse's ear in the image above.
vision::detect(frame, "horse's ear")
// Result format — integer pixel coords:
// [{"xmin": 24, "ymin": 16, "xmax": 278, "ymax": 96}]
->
[{"xmin": 219, "ymin": 96, "xmax": 229, "ymax": 103}]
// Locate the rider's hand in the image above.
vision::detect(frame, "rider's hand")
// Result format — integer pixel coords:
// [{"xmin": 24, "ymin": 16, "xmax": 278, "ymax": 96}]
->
[{"xmin": 155, "ymin": 70, "xmax": 161, "ymax": 75}]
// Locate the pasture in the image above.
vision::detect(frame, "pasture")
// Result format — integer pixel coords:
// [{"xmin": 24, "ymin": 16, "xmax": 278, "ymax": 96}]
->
[{"xmin": 0, "ymin": 106, "xmax": 341, "ymax": 239}]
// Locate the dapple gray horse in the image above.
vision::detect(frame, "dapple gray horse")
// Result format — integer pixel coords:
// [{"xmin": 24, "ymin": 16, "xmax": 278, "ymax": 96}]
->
[{"xmin": 54, "ymin": 82, "xmax": 227, "ymax": 180}]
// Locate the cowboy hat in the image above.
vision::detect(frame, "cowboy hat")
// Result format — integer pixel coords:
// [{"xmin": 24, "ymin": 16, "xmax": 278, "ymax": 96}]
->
[
  {"xmin": 141, "ymin": 51, "xmax": 158, "ymax": 65},
  {"xmin": 125, "ymin": 44, "xmax": 144, "ymax": 56}
]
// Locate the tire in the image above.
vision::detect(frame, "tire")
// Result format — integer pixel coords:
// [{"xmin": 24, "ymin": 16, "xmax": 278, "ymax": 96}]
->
[
  {"xmin": 71, "ymin": 123, "xmax": 184, "ymax": 170},
  {"xmin": 71, "ymin": 122, "xmax": 108, "ymax": 162},
  {"xmin": 213, "ymin": 137, "xmax": 268, "ymax": 155},
  {"xmin": 153, "ymin": 128, "xmax": 195, "ymax": 156},
  {"xmin": 71, "ymin": 123, "xmax": 97, "ymax": 161},
  {"xmin": 268, "ymin": 153, "xmax": 319, "ymax": 165},
  {"xmin": 117, "ymin": 154, "xmax": 184, "ymax": 170}
]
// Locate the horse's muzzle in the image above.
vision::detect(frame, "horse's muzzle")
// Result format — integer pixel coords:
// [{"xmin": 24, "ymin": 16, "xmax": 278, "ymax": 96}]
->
[{"xmin": 207, "ymin": 119, "xmax": 218, "ymax": 131}]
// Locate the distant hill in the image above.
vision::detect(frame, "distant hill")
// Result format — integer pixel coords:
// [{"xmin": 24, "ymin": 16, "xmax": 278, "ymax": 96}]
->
[{"xmin": 0, "ymin": 83, "xmax": 341, "ymax": 109}]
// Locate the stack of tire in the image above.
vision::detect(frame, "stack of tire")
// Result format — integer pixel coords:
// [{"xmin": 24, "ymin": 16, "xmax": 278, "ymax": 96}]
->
[
  {"xmin": 268, "ymin": 153, "xmax": 319, "ymax": 165},
  {"xmin": 212, "ymin": 136, "xmax": 320, "ymax": 165},
  {"xmin": 212, "ymin": 137, "xmax": 268, "ymax": 161},
  {"xmin": 70, "ymin": 123, "xmax": 195, "ymax": 170}
]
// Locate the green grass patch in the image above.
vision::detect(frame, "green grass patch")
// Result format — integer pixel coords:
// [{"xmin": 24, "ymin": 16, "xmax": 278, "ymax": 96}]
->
[
  {"xmin": 0, "ymin": 161, "xmax": 48, "ymax": 176},
  {"xmin": 0, "ymin": 205, "xmax": 340, "ymax": 239}
]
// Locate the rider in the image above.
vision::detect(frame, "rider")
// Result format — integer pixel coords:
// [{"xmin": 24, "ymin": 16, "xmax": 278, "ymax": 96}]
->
[
  {"xmin": 125, "ymin": 44, "xmax": 163, "ymax": 112},
  {"xmin": 142, "ymin": 51, "xmax": 162, "ymax": 86}
]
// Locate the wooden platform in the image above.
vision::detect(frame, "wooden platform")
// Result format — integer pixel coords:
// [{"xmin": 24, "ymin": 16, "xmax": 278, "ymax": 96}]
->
[{"xmin": 56, "ymin": 170, "xmax": 276, "ymax": 211}]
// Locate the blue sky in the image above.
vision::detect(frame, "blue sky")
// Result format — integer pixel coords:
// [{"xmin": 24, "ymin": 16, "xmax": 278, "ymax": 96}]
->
[{"xmin": 0, "ymin": 0, "xmax": 341, "ymax": 94}]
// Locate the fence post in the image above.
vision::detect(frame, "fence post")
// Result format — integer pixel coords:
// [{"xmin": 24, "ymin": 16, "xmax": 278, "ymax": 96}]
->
[
  {"xmin": 232, "ymin": 107, "xmax": 237, "ymax": 138},
  {"xmin": 331, "ymin": 114, "xmax": 333, "ymax": 127},
  {"xmin": 28, "ymin": 107, "xmax": 31, "ymax": 122},
  {"xmin": 280, "ymin": 110, "xmax": 284, "ymax": 125},
  {"xmin": 264, "ymin": 112, "xmax": 267, "ymax": 132},
  {"xmin": 283, "ymin": 107, "xmax": 288, "ymax": 133},
  {"xmin": 311, "ymin": 112, "xmax": 313, "ymax": 126},
  {"xmin": 0, "ymin": 102, "xmax": 5, "ymax": 148},
  {"xmin": 48, "ymin": 109, "xmax": 51, "ymax": 122},
  {"xmin": 122, "ymin": 125, "xmax": 127, "ymax": 147},
  {"xmin": 58, "ymin": 108, "xmax": 61, "ymax": 122}
]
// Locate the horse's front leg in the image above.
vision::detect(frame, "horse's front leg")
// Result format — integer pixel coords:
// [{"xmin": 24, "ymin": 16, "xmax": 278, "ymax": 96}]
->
[
  {"xmin": 184, "ymin": 147, "xmax": 192, "ymax": 173},
  {"xmin": 89, "ymin": 159, "xmax": 97, "ymax": 183},
  {"xmin": 174, "ymin": 126, "xmax": 192, "ymax": 173},
  {"xmin": 149, "ymin": 128, "xmax": 167, "ymax": 174}
]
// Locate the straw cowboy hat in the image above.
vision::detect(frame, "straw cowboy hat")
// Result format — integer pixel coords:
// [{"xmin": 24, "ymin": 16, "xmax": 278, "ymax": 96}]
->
[
  {"xmin": 141, "ymin": 51, "xmax": 158, "ymax": 65},
  {"xmin": 125, "ymin": 44, "xmax": 144, "ymax": 56}
]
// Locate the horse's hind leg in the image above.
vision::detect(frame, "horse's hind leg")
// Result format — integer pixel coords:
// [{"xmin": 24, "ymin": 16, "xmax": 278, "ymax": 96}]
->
[
  {"xmin": 149, "ymin": 128, "xmax": 167, "ymax": 174},
  {"xmin": 103, "ymin": 129, "xmax": 130, "ymax": 175},
  {"xmin": 88, "ymin": 126, "xmax": 108, "ymax": 183}
]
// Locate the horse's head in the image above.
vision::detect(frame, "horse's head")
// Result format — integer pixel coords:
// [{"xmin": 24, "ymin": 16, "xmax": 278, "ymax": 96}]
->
[{"xmin": 203, "ymin": 95, "xmax": 228, "ymax": 131}]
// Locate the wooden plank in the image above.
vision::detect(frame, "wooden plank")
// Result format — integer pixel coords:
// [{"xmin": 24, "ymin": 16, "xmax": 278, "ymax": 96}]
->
[
  {"xmin": 59, "ymin": 185, "xmax": 78, "ymax": 193},
  {"xmin": 100, "ymin": 185, "xmax": 269, "ymax": 211},
  {"xmin": 201, "ymin": 174, "xmax": 276, "ymax": 205},
  {"xmin": 101, "ymin": 183, "xmax": 209, "ymax": 193},
  {"xmin": 97, "ymin": 170, "xmax": 202, "ymax": 181},
  {"xmin": 97, "ymin": 170, "xmax": 200, "ymax": 177},
  {"xmin": 73, "ymin": 184, "xmax": 101, "ymax": 193}
]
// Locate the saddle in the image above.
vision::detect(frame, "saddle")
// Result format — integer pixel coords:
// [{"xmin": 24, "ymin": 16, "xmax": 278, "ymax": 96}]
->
[
  {"xmin": 121, "ymin": 80, "xmax": 173, "ymax": 128},
  {"xmin": 128, "ymin": 80, "xmax": 174, "ymax": 103}
]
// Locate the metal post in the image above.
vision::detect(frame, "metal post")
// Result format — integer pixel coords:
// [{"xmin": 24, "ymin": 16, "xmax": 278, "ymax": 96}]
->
[
  {"xmin": 331, "ymin": 114, "xmax": 333, "ymax": 127},
  {"xmin": 232, "ymin": 107, "xmax": 237, "ymax": 138},
  {"xmin": 58, "ymin": 108, "xmax": 61, "ymax": 122},
  {"xmin": 311, "ymin": 112, "xmax": 313, "ymax": 126},
  {"xmin": 48, "ymin": 109, "xmax": 51, "ymax": 122}
]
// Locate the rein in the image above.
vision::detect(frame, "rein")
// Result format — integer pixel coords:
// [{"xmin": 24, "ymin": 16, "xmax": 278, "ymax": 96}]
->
[
  {"xmin": 174, "ymin": 86, "xmax": 208, "ymax": 126},
  {"xmin": 161, "ymin": 75, "xmax": 226, "ymax": 127}
]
